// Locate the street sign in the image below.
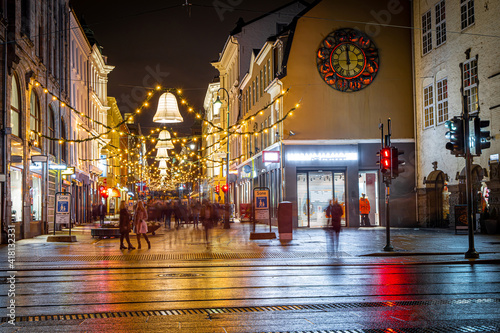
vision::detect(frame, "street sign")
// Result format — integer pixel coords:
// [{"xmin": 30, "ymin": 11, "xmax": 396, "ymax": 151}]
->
[
  {"xmin": 61, "ymin": 167, "xmax": 75, "ymax": 175},
  {"xmin": 254, "ymin": 189, "xmax": 270, "ymax": 221},
  {"xmin": 55, "ymin": 193, "xmax": 71, "ymax": 224}
]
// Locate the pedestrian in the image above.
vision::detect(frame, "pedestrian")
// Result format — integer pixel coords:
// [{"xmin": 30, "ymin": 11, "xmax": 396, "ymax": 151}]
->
[
  {"xmin": 164, "ymin": 200, "xmax": 173, "ymax": 229},
  {"xmin": 134, "ymin": 201, "xmax": 151, "ymax": 249},
  {"xmin": 359, "ymin": 193, "xmax": 371, "ymax": 226},
  {"xmin": 98, "ymin": 202, "xmax": 106, "ymax": 226},
  {"xmin": 119, "ymin": 201, "xmax": 135, "ymax": 250},
  {"xmin": 201, "ymin": 200, "xmax": 213, "ymax": 244},
  {"xmin": 330, "ymin": 199, "xmax": 343, "ymax": 253},
  {"xmin": 325, "ymin": 199, "xmax": 333, "ymax": 227},
  {"xmin": 191, "ymin": 200, "xmax": 201, "ymax": 228},
  {"xmin": 173, "ymin": 200, "xmax": 182, "ymax": 228}
]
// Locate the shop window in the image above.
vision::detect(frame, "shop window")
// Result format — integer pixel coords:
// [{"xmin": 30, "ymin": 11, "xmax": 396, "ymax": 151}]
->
[
  {"xmin": 463, "ymin": 57, "xmax": 478, "ymax": 113},
  {"xmin": 422, "ymin": 10, "xmax": 432, "ymax": 55},
  {"xmin": 10, "ymin": 75, "xmax": 20, "ymax": 137},
  {"xmin": 31, "ymin": 174, "xmax": 42, "ymax": 221},
  {"xmin": 11, "ymin": 168, "xmax": 23, "ymax": 222},
  {"xmin": 461, "ymin": 0, "xmax": 474, "ymax": 30},
  {"xmin": 48, "ymin": 107, "xmax": 56, "ymax": 156},
  {"xmin": 436, "ymin": 78, "xmax": 448, "ymax": 124},
  {"xmin": 435, "ymin": 1, "xmax": 446, "ymax": 46},
  {"xmin": 30, "ymin": 91, "xmax": 41, "ymax": 148},
  {"xmin": 423, "ymin": 84, "xmax": 434, "ymax": 128}
]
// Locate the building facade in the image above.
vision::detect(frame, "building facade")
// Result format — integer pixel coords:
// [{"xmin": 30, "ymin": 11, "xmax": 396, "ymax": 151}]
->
[
  {"xmin": 413, "ymin": 0, "xmax": 500, "ymax": 229},
  {"xmin": 218, "ymin": 0, "xmax": 417, "ymax": 228}
]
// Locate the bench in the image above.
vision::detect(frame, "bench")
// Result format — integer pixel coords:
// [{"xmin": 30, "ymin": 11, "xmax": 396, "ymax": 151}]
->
[{"xmin": 91, "ymin": 228, "xmax": 121, "ymax": 238}]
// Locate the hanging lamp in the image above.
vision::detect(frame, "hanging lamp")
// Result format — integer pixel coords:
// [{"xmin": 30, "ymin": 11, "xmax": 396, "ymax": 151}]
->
[
  {"xmin": 158, "ymin": 159, "xmax": 168, "ymax": 169},
  {"xmin": 153, "ymin": 92, "xmax": 183, "ymax": 123},
  {"xmin": 155, "ymin": 130, "xmax": 175, "ymax": 150},
  {"xmin": 160, "ymin": 169, "xmax": 168, "ymax": 176},
  {"xmin": 156, "ymin": 147, "xmax": 169, "ymax": 159}
]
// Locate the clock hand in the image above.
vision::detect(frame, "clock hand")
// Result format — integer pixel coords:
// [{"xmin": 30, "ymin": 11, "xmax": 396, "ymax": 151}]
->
[{"xmin": 345, "ymin": 45, "xmax": 351, "ymax": 66}]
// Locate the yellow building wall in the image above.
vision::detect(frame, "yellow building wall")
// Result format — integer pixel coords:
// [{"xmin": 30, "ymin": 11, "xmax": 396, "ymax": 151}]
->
[{"xmin": 281, "ymin": 0, "xmax": 414, "ymax": 140}]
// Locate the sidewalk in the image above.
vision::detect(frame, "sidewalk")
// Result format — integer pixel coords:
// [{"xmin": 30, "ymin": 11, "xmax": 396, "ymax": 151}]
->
[{"xmin": 3, "ymin": 220, "xmax": 500, "ymax": 268}]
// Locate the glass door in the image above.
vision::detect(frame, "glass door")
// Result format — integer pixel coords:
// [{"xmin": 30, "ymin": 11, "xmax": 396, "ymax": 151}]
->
[
  {"xmin": 297, "ymin": 170, "xmax": 345, "ymax": 227},
  {"xmin": 358, "ymin": 171, "xmax": 380, "ymax": 226}
]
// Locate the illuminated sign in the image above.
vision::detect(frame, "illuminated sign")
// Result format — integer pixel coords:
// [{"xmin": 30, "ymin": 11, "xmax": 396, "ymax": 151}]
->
[
  {"xmin": 49, "ymin": 163, "xmax": 68, "ymax": 170},
  {"xmin": 61, "ymin": 167, "xmax": 75, "ymax": 175},
  {"xmin": 287, "ymin": 152, "xmax": 358, "ymax": 161},
  {"xmin": 263, "ymin": 151, "xmax": 280, "ymax": 163}
]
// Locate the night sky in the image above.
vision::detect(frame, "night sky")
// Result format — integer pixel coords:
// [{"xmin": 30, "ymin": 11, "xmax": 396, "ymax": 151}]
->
[{"xmin": 70, "ymin": 0, "xmax": 294, "ymax": 134}]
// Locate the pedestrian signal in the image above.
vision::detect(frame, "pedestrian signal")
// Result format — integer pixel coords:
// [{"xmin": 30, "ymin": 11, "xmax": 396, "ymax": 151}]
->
[
  {"xmin": 445, "ymin": 116, "xmax": 464, "ymax": 156},
  {"xmin": 391, "ymin": 147, "xmax": 405, "ymax": 178},
  {"xmin": 221, "ymin": 184, "xmax": 229, "ymax": 193},
  {"xmin": 474, "ymin": 117, "xmax": 491, "ymax": 156},
  {"xmin": 377, "ymin": 147, "xmax": 391, "ymax": 174}
]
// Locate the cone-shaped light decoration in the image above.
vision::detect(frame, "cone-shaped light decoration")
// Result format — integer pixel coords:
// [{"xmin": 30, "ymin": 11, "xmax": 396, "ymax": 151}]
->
[
  {"xmin": 153, "ymin": 92, "xmax": 183, "ymax": 123},
  {"xmin": 155, "ymin": 130, "xmax": 175, "ymax": 149},
  {"xmin": 160, "ymin": 169, "xmax": 168, "ymax": 176},
  {"xmin": 156, "ymin": 147, "xmax": 169, "ymax": 159},
  {"xmin": 158, "ymin": 159, "xmax": 168, "ymax": 169}
]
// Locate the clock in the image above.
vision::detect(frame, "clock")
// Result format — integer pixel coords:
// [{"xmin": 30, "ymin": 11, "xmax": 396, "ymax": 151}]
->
[{"xmin": 317, "ymin": 28, "xmax": 379, "ymax": 92}]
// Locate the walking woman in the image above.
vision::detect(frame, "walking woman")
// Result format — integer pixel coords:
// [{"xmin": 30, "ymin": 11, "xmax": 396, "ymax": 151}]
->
[
  {"xmin": 119, "ymin": 201, "xmax": 135, "ymax": 250},
  {"xmin": 134, "ymin": 201, "xmax": 151, "ymax": 249}
]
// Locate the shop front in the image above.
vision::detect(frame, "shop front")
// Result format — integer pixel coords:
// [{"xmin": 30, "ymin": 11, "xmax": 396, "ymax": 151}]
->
[{"xmin": 283, "ymin": 141, "xmax": 415, "ymax": 228}]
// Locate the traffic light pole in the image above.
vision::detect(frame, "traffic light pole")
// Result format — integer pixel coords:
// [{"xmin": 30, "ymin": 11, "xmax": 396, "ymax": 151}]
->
[
  {"xmin": 463, "ymin": 95, "xmax": 479, "ymax": 259},
  {"xmin": 380, "ymin": 119, "xmax": 393, "ymax": 251}
]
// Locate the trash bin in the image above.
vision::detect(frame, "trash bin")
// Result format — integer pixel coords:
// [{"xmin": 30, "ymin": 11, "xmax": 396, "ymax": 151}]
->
[{"xmin": 278, "ymin": 201, "xmax": 293, "ymax": 240}]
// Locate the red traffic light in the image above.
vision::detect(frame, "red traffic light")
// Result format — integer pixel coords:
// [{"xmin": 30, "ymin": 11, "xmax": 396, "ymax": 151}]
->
[
  {"xmin": 215, "ymin": 185, "xmax": 220, "ymax": 193},
  {"xmin": 380, "ymin": 148, "xmax": 391, "ymax": 173},
  {"xmin": 221, "ymin": 184, "xmax": 229, "ymax": 193},
  {"xmin": 100, "ymin": 186, "xmax": 109, "ymax": 198}
]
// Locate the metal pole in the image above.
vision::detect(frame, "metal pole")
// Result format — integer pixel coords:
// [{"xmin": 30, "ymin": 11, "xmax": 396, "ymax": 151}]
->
[
  {"xmin": 383, "ymin": 184, "xmax": 393, "ymax": 251},
  {"xmin": 463, "ymin": 95, "xmax": 479, "ymax": 259}
]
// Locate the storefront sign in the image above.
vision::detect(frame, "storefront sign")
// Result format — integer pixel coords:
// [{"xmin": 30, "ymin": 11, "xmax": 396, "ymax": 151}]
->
[
  {"xmin": 55, "ymin": 193, "xmax": 71, "ymax": 224},
  {"xmin": 287, "ymin": 152, "xmax": 358, "ymax": 161},
  {"xmin": 254, "ymin": 189, "xmax": 270, "ymax": 220},
  {"xmin": 61, "ymin": 167, "xmax": 75, "ymax": 175},
  {"xmin": 263, "ymin": 151, "xmax": 280, "ymax": 163}
]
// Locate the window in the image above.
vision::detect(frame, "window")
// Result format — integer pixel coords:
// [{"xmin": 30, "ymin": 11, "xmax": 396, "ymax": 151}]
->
[
  {"xmin": 422, "ymin": 11, "xmax": 432, "ymax": 54},
  {"xmin": 435, "ymin": 1, "xmax": 446, "ymax": 46},
  {"xmin": 267, "ymin": 59, "xmax": 272, "ymax": 84},
  {"xmin": 436, "ymin": 78, "xmax": 448, "ymax": 124},
  {"xmin": 30, "ymin": 92, "xmax": 41, "ymax": 148},
  {"xmin": 463, "ymin": 57, "xmax": 478, "ymax": 113},
  {"xmin": 10, "ymin": 76, "xmax": 20, "ymax": 137},
  {"xmin": 263, "ymin": 65, "xmax": 267, "ymax": 89},
  {"xmin": 260, "ymin": 70, "xmax": 263, "ymax": 97},
  {"xmin": 461, "ymin": 0, "xmax": 474, "ymax": 30},
  {"xmin": 252, "ymin": 81, "xmax": 255, "ymax": 105},
  {"xmin": 61, "ymin": 118, "xmax": 68, "ymax": 163},
  {"xmin": 48, "ymin": 107, "xmax": 56, "ymax": 156},
  {"xmin": 255, "ymin": 78, "xmax": 259, "ymax": 102},
  {"xmin": 423, "ymin": 84, "xmax": 434, "ymax": 128}
]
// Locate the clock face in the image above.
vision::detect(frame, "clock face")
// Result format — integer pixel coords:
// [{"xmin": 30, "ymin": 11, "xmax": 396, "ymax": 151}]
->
[{"xmin": 317, "ymin": 28, "xmax": 379, "ymax": 92}]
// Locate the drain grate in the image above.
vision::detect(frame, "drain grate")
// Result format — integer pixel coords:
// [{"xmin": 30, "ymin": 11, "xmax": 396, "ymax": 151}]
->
[
  {"xmin": 264, "ymin": 326, "xmax": 500, "ymax": 333},
  {"xmin": 2, "ymin": 298, "xmax": 498, "ymax": 323},
  {"xmin": 14, "ymin": 251, "xmax": 351, "ymax": 262}
]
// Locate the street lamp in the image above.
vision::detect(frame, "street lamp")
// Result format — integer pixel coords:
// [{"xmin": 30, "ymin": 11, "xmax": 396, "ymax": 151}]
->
[{"xmin": 213, "ymin": 88, "xmax": 230, "ymax": 229}]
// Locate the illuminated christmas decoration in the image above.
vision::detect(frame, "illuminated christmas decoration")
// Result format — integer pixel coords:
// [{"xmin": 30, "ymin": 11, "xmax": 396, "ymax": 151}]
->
[{"xmin": 153, "ymin": 92, "xmax": 183, "ymax": 123}]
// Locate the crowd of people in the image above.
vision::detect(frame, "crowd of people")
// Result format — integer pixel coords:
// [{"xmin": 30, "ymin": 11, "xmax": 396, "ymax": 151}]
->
[{"xmin": 117, "ymin": 198, "xmax": 230, "ymax": 250}]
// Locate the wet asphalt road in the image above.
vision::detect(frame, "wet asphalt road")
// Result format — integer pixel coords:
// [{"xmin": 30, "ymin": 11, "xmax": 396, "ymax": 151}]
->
[{"xmin": 0, "ymin": 222, "xmax": 499, "ymax": 332}]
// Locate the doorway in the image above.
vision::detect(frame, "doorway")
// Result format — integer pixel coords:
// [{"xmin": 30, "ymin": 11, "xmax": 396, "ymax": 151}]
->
[
  {"xmin": 297, "ymin": 170, "xmax": 346, "ymax": 228},
  {"xmin": 358, "ymin": 171, "xmax": 380, "ymax": 226}
]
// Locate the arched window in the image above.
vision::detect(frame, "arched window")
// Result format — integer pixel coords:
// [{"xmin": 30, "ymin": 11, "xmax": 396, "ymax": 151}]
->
[
  {"xmin": 10, "ymin": 76, "xmax": 20, "ymax": 137},
  {"xmin": 60, "ymin": 117, "xmax": 68, "ymax": 163},
  {"xmin": 30, "ymin": 91, "xmax": 41, "ymax": 147},
  {"xmin": 48, "ymin": 106, "xmax": 56, "ymax": 156}
]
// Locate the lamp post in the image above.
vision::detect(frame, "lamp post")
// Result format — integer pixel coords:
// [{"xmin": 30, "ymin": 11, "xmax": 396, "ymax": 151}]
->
[{"xmin": 213, "ymin": 87, "xmax": 230, "ymax": 229}]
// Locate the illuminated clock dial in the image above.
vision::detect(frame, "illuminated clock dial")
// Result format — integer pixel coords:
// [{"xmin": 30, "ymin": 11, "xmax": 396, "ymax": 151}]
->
[{"xmin": 317, "ymin": 28, "xmax": 379, "ymax": 92}]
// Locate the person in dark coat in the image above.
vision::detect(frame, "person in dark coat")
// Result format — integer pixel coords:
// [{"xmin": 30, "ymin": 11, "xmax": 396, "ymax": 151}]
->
[
  {"xmin": 201, "ymin": 201, "xmax": 213, "ymax": 243},
  {"xmin": 173, "ymin": 200, "xmax": 182, "ymax": 228},
  {"xmin": 98, "ymin": 202, "xmax": 106, "ymax": 226},
  {"xmin": 330, "ymin": 199, "xmax": 343, "ymax": 253},
  {"xmin": 119, "ymin": 201, "xmax": 135, "ymax": 250}
]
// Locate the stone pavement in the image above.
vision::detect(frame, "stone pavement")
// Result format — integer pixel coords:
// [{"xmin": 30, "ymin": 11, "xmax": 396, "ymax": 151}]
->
[{"xmin": 3, "ymin": 219, "xmax": 500, "ymax": 269}]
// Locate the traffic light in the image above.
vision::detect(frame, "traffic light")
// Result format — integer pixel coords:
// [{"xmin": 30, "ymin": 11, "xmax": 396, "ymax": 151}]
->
[
  {"xmin": 474, "ymin": 117, "xmax": 491, "ymax": 155},
  {"xmin": 377, "ymin": 147, "xmax": 391, "ymax": 174},
  {"xmin": 100, "ymin": 186, "xmax": 108, "ymax": 199},
  {"xmin": 391, "ymin": 147, "xmax": 405, "ymax": 178},
  {"xmin": 445, "ymin": 116, "xmax": 464, "ymax": 156},
  {"xmin": 221, "ymin": 184, "xmax": 229, "ymax": 193},
  {"xmin": 215, "ymin": 184, "xmax": 220, "ymax": 193}
]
